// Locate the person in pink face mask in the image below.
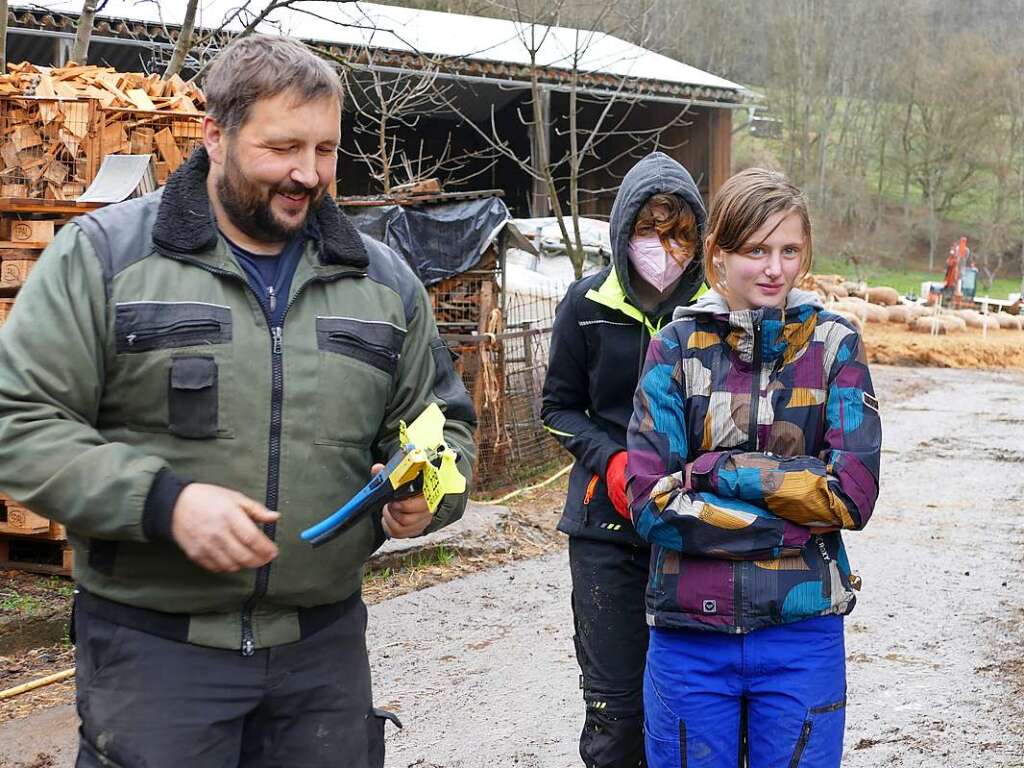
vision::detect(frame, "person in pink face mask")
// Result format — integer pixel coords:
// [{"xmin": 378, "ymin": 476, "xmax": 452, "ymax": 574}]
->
[{"xmin": 542, "ymin": 152, "xmax": 706, "ymax": 768}]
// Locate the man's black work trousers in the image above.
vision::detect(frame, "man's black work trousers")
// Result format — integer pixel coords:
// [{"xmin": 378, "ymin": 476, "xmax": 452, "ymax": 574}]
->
[
  {"xmin": 569, "ymin": 536, "xmax": 651, "ymax": 768},
  {"xmin": 74, "ymin": 593, "xmax": 388, "ymax": 768}
]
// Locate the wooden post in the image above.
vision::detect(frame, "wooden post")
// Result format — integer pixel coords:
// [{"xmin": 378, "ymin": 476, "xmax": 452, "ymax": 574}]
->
[{"xmin": 708, "ymin": 108, "xmax": 733, "ymax": 203}]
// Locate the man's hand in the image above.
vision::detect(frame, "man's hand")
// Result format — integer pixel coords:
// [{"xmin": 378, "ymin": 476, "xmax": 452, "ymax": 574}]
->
[
  {"xmin": 171, "ymin": 483, "xmax": 280, "ymax": 573},
  {"xmin": 372, "ymin": 463, "xmax": 432, "ymax": 538}
]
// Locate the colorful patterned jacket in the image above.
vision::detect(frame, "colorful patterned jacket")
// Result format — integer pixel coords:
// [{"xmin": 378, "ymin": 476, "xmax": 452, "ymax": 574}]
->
[{"xmin": 626, "ymin": 289, "xmax": 881, "ymax": 633}]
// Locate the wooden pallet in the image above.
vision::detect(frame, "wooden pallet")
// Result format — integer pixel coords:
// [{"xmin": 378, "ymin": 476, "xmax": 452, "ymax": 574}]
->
[
  {"xmin": 0, "ymin": 536, "xmax": 73, "ymax": 576},
  {"xmin": 0, "ymin": 250, "xmax": 38, "ymax": 290},
  {"xmin": 0, "ymin": 197, "xmax": 103, "ymax": 215},
  {"xmin": 0, "ymin": 493, "xmax": 71, "ymax": 576},
  {"xmin": 0, "ymin": 495, "xmax": 66, "ymax": 539}
]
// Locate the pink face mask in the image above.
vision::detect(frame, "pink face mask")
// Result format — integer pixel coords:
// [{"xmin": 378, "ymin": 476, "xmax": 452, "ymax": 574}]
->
[{"xmin": 628, "ymin": 235, "xmax": 687, "ymax": 292}]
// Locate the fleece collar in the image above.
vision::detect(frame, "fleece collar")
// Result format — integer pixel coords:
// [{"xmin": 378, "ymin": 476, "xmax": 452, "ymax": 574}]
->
[{"xmin": 151, "ymin": 147, "xmax": 369, "ymax": 269}]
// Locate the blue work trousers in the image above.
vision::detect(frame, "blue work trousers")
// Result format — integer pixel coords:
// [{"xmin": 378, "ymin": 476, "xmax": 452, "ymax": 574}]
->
[{"xmin": 644, "ymin": 616, "xmax": 846, "ymax": 768}]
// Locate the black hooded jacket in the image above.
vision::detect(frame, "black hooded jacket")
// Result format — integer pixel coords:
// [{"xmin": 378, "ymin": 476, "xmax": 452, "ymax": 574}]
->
[{"xmin": 541, "ymin": 152, "xmax": 707, "ymax": 544}]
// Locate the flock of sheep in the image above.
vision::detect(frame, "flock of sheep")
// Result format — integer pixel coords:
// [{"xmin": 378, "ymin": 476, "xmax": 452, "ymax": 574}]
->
[{"xmin": 801, "ymin": 275, "xmax": 1024, "ymax": 335}]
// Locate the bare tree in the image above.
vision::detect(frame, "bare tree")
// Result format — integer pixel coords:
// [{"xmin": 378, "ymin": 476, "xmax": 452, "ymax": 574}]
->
[
  {"xmin": 163, "ymin": 0, "xmax": 200, "ymax": 79},
  {"xmin": 335, "ymin": 50, "xmax": 498, "ymax": 194},
  {"xmin": 70, "ymin": 0, "xmax": 103, "ymax": 64},
  {"xmin": 189, "ymin": 0, "xmax": 362, "ymax": 82},
  {"xmin": 430, "ymin": 0, "xmax": 694, "ymax": 277},
  {"xmin": 898, "ymin": 33, "xmax": 999, "ymax": 268}
]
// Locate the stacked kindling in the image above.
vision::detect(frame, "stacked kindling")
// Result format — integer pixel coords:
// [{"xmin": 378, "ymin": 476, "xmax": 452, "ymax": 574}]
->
[{"xmin": 0, "ymin": 62, "xmax": 205, "ymax": 200}]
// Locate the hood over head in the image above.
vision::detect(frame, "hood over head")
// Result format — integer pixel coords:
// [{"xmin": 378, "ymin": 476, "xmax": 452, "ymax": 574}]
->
[{"xmin": 609, "ymin": 151, "xmax": 707, "ymax": 318}]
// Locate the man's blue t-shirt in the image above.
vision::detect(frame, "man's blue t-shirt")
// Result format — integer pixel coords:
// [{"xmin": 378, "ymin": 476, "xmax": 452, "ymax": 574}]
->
[{"xmin": 223, "ymin": 230, "xmax": 306, "ymax": 327}]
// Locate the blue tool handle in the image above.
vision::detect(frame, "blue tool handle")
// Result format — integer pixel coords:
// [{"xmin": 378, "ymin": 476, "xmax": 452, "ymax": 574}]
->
[
  {"xmin": 300, "ymin": 445, "xmax": 414, "ymax": 547},
  {"xmin": 300, "ymin": 472, "xmax": 388, "ymax": 545}
]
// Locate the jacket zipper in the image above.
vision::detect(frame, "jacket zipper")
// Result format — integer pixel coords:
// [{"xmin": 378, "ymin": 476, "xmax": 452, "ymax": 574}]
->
[
  {"xmin": 582, "ymin": 474, "xmax": 599, "ymax": 525},
  {"xmin": 816, "ymin": 535, "xmax": 832, "ymax": 600},
  {"xmin": 240, "ymin": 265, "xmax": 366, "ymax": 656},
  {"xmin": 327, "ymin": 331, "xmax": 399, "ymax": 361},
  {"xmin": 243, "ymin": 304, "xmax": 283, "ymax": 656},
  {"xmin": 747, "ymin": 316, "xmax": 762, "ymax": 452},
  {"xmin": 160, "ymin": 248, "xmax": 367, "ymax": 655},
  {"xmin": 734, "ymin": 317, "xmax": 763, "ymax": 633},
  {"xmin": 125, "ymin": 318, "xmax": 221, "ymax": 347}
]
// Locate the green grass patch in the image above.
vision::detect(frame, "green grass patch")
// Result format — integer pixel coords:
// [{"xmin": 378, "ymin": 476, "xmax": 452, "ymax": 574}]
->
[
  {"xmin": 46, "ymin": 576, "xmax": 75, "ymax": 598},
  {"xmin": 815, "ymin": 257, "xmax": 1021, "ymax": 299},
  {"xmin": 362, "ymin": 544, "xmax": 460, "ymax": 585},
  {"xmin": 0, "ymin": 590, "xmax": 45, "ymax": 615},
  {"xmin": 365, "ymin": 566, "xmax": 392, "ymax": 583}
]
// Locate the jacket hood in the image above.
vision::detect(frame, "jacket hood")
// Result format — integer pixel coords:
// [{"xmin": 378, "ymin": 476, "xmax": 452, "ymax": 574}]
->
[
  {"xmin": 151, "ymin": 146, "xmax": 369, "ymax": 269},
  {"xmin": 608, "ymin": 151, "xmax": 707, "ymax": 319},
  {"xmin": 672, "ymin": 288, "xmax": 825, "ymax": 363}
]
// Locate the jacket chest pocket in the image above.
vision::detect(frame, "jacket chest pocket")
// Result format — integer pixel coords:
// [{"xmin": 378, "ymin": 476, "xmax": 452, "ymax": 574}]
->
[
  {"xmin": 111, "ymin": 302, "xmax": 233, "ymax": 438},
  {"xmin": 314, "ymin": 316, "xmax": 405, "ymax": 448}
]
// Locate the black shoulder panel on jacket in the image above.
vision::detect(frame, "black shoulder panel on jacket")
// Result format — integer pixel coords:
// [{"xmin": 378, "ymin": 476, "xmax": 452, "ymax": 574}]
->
[
  {"xmin": 73, "ymin": 191, "xmax": 162, "ymax": 299},
  {"xmin": 430, "ymin": 337, "xmax": 477, "ymax": 427},
  {"xmin": 362, "ymin": 233, "xmax": 421, "ymax": 324}
]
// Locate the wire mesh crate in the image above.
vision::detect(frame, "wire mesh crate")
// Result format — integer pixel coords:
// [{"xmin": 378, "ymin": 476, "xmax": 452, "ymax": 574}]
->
[
  {"xmin": 0, "ymin": 96, "xmax": 99, "ymax": 199},
  {"xmin": 99, "ymin": 108, "xmax": 203, "ymax": 184}
]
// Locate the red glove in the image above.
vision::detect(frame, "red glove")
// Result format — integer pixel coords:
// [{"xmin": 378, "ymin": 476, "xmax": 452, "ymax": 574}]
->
[{"xmin": 605, "ymin": 451, "xmax": 630, "ymax": 520}]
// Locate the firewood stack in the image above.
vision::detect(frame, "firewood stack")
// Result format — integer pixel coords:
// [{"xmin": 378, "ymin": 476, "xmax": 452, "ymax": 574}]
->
[
  {"xmin": 0, "ymin": 61, "xmax": 206, "ymax": 200},
  {"xmin": 0, "ymin": 64, "xmax": 207, "ymax": 575}
]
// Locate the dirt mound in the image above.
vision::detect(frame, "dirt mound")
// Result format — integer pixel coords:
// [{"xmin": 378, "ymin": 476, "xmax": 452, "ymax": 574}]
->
[
  {"xmin": 830, "ymin": 309, "xmax": 864, "ymax": 332},
  {"xmin": 846, "ymin": 283, "xmax": 869, "ymax": 300},
  {"xmin": 834, "ymin": 301, "xmax": 889, "ymax": 323},
  {"xmin": 964, "ymin": 314, "xmax": 1001, "ymax": 331},
  {"xmin": 864, "ymin": 323, "xmax": 1024, "ymax": 369},
  {"xmin": 800, "ymin": 274, "xmax": 849, "ymax": 300}
]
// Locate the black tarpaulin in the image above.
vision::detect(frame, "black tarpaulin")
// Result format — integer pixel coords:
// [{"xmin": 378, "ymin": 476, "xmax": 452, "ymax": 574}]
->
[{"xmin": 344, "ymin": 197, "xmax": 512, "ymax": 285}]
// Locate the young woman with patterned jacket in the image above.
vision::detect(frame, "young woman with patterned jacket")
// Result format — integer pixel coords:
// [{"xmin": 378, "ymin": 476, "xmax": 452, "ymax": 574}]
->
[
  {"xmin": 626, "ymin": 168, "xmax": 882, "ymax": 767},
  {"xmin": 542, "ymin": 152, "xmax": 707, "ymax": 768}
]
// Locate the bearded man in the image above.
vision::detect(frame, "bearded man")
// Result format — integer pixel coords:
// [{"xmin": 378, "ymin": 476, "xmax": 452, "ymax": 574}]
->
[{"xmin": 0, "ymin": 34, "xmax": 475, "ymax": 768}]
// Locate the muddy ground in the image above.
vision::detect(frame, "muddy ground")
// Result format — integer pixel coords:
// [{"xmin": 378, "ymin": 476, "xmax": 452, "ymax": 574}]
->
[{"xmin": 1, "ymin": 364, "xmax": 1023, "ymax": 767}]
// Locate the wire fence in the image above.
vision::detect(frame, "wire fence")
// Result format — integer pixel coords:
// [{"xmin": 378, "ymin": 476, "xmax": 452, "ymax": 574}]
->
[{"xmin": 427, "ymin": 256, "xmax": 571, "ymax": 493}]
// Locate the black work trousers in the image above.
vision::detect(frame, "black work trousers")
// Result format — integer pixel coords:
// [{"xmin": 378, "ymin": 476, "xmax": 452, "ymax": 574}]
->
[
  {"xmin": 73, "ymin": 594, "xmax": 390, "ymax": 768},
  {"xmin": 569, "ymin": 536, "xmax": 651, "ymax": 768}
]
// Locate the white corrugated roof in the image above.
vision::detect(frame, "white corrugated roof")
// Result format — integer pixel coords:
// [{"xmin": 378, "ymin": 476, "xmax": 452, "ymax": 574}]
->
[{"xmin": 18, "ymin": 1, "xmax": 743, "ymax": 93}]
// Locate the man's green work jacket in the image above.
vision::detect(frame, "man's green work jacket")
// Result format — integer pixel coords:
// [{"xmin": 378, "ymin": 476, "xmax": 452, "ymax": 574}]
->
[{"xmin": 0, "ymin": 149, "xmax": 477, "ymax": 651}]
